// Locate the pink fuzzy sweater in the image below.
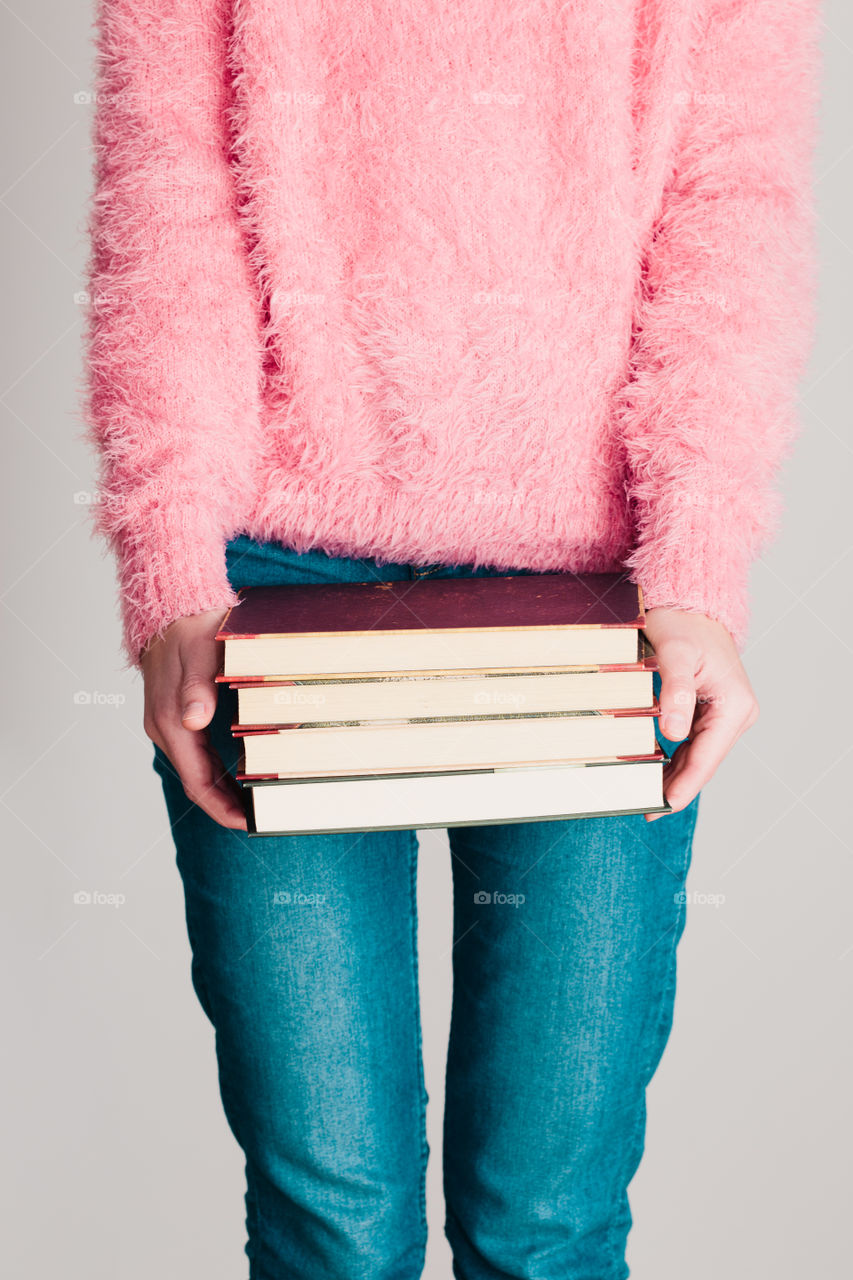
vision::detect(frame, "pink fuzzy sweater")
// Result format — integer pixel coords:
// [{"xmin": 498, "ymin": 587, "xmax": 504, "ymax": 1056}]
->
[{"xmin": 84, "ymin": 0, "xmax": 820, "ymax": 665}]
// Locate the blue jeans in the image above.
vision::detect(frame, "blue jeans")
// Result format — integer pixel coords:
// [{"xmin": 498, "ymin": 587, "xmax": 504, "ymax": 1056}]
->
[{"xmin": 153, "ymin": 536, "xmax": 699, "ymax": 1280}]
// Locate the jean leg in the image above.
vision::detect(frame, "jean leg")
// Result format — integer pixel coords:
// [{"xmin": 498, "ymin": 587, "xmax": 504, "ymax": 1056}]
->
[
  {"xmin": 153, "ymin": 538, "xmax": 427, "ymax": 1278},
  {"xmin": 154, "ymin": 734, "xmax": 428, "ymax": 1279},
  {"xmin": 442, "ymin": 799, "xmax": 699, "ymax": 1279}
]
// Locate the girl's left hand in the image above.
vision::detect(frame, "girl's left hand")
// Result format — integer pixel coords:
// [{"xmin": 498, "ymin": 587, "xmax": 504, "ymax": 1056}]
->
[{"xmin": 641, "ymin": 608, "xmax": 760, "ymax": 820}]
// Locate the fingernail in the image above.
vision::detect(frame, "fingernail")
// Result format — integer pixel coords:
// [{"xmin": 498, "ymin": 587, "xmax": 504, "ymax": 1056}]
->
[
  {"xmin": 665, "ymin": 715, "xmax": 688, "ymax": 739},
  {"xmin": 182, "ymin": 701, "xmax": 205, "ymax": 721}
]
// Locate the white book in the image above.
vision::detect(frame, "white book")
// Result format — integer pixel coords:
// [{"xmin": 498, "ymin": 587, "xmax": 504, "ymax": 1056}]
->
[
  {"xmin": 225, "ymin": 624, "xmax": 639, "ymax": 678},
  {"xmin": 235, "ymin": 668, "xmax": 655, "ymax": 725},
  {"xmin": 240, "ymin": 711, "xmax": 658, "ymax": 778},
  {"xmin": 245, "ymin": 759, "xmax": 667, "ymax": 835}
]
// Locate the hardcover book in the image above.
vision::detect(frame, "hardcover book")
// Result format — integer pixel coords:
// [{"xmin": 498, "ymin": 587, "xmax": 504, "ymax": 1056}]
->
[
  {"xmin": 243, "ymin": 757, "xmax": 669, "ymax": 836},
  {"xmin": 217, "ymin": 572, "xmax": 645, "ymax": 678},
  {"xmin": 236, "ymin": 710, "xmax": 662, "ymax": 780},
  {"xmin": 231, "ymin": 658, "xmax": 657, "ymax": 727}
]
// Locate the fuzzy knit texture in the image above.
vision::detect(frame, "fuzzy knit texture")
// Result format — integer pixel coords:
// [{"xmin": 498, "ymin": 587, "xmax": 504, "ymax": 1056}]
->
[{"xmin": 83, "ymin": 0, "xmax": 821, "ymax": 666}]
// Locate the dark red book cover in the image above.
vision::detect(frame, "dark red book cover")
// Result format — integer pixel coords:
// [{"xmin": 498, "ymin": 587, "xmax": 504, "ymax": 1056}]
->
[{"xmin": 217, "ymin": 572, "xmax": 644, "ymax": 641}]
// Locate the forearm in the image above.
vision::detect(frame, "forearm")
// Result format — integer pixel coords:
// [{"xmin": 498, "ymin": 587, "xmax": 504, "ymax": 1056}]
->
[{"xmin": 84, "ymin": 0, "xmax": 265, "ymax": 665}]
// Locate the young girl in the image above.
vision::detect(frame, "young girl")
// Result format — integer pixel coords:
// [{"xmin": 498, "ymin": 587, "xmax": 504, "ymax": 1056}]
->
[{"xmin": 84, "ymin": 2, "xmax": 819, "ymax": 1274}]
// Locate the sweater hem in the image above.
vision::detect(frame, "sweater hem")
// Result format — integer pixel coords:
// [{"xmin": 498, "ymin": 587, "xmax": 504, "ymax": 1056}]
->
[{"xmin": 243, "ymin": 474, "xmax": 635, "ymax": 578}]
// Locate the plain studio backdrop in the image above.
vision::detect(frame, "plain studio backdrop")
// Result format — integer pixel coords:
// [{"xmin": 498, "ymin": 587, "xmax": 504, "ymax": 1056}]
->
[{"xmin": 2, "ymin": 4, "xmax": 850, "ymax": 1276}]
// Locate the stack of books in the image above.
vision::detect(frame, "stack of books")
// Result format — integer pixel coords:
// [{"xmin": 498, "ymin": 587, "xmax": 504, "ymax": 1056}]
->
[{"xmin": 215, "ymin": 572, "xmax": 667, "ymax": 835}]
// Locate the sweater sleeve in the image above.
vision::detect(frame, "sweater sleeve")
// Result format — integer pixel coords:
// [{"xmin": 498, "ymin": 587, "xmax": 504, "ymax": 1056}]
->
[
  {"xmin": 83, "ymin": 0, "xmax": 265, "ymax": 667},
  {"xmin": 617, "ymin": 0, "xmax": 821, "ymax": 650}
]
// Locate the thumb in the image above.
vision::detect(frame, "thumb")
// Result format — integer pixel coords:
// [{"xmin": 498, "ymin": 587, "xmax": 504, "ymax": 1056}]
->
[
  {"xmin": 180, "ymin": 671, "xmax": 218, "ymax": 730},
  {"xmin": 177, "ymin": 611, "xmax": 226, "ymax": 730},
  {"xmin": 656, "ymin": 645, "xmax": 697, "ymax": 743}
]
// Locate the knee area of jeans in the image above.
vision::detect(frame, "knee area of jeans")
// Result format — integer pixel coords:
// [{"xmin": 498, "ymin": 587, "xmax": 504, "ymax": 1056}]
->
[
  {"xmin": 443, "ymin": 1196, "xmax": 628, "ymax": 1280},
  {"xmin": 247, "ymin": 1159, "xmax": 427, "ymax": 1280}
]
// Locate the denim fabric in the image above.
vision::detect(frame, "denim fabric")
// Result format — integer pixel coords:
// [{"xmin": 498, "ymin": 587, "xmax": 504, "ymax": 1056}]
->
[{"xmin": 153, "ymin": 536, "xmax": 698, "ymax": 1279}]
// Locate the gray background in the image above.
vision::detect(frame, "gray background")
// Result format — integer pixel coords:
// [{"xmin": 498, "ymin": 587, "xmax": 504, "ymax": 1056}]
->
[{"xmin": 2, "ymin": 4, "xmax": 850, "ymax": 1276}]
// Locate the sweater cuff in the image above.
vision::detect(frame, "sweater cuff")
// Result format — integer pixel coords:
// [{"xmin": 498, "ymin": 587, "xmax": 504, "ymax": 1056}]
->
[
  {"xmin": 623, "ymin": 488, "xmax": 782, "ymax": 653},
  {"xmin": 101, "ymin": 501, "xmax": 239, "ymax": 668}
]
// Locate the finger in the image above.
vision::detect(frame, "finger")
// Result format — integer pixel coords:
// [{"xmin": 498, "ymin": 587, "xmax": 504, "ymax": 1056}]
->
[
  {"xmin": 662, "ymin": 714, "xmax": 741, "ymax": 814},
  {"xmin": 655, "ymin": 643, "xmax": 697, "ymax": 743},
  {"xmin": 645, "ymin": 742, "xmax": 688, "ymax": 821},
  {"xmin": 161, "ymin": 723, "xmax": 247, "ymax": 830}
]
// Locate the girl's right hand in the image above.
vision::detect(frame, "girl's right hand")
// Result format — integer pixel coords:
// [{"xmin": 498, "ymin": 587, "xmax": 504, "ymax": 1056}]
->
[{"xmin": 141, "ymin": 610, "xmax": 248, "ymax": 830}]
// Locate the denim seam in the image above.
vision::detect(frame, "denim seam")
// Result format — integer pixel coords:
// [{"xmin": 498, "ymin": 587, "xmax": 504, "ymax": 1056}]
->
[
  {"xmin": 641, "ymin": 800, "xmax": 700, "ymax": 1085},
  {"xmin": 239, "ymin": 848, "xmax": 280, "ymax": 1279},
  {"xmin": 603, "ymin": 1102, "xmax": 647, "ymax": 1280},
  {"xmin": 602, "ymin": 800, "xmax": 700, "ymax": 1279},
  {"xmin": 603, "ymin": 913, "xmax": 680, "ymax": 1274},
  {"xmin": 407, "ymin": 829, "xmax": 430, "ymax": 1260}
]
